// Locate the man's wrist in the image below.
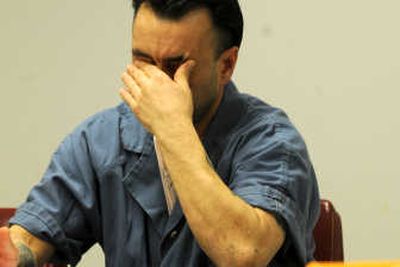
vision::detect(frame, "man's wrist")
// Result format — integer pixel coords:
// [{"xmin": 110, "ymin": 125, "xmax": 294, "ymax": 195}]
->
[
  {"xmin": 16, "ymin": 243, "xmax": 37, "ymax": 267},
  {"xmin": 154, "ymin": 117, "xmax": 194, "ymax": 142},
  {"xmin": 155, "ymin": 119, "xmax": 208, "ymax": 170}
]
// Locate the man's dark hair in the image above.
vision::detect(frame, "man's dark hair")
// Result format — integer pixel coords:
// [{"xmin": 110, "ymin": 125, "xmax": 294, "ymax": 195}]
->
[{"xmin": 132, "ymin": 0, "xmax": 244, "ymax": 56}]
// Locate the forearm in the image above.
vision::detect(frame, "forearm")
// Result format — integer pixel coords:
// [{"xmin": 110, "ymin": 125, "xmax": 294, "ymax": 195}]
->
[
  {"xmin": 9, "ymin": 225, "xmax": 55, "ymax": 267},
  {"xmin": 156, "ymin": 123, "xmax": 284, "ymax": 266}
]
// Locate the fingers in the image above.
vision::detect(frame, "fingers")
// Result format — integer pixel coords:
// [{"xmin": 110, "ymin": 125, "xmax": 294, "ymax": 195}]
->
[
  {"xmin": 127, "ymin": 63, "xmax": 152, "ymax": 91},
  {"xmin": 119, "ymin": 88, "xmax": 138, "ymax": 112},
  {"xmin": 135, "ymin": 60, "xmax": 172, "ymax": 83},
  {"xmin": 120, "ymin": 65, "xmax": 142, "ymax": 112},
  {"xmin": 134, "ymin": 60, "xmax": 155, "ymax": 74},
  {"xmin": 121, "ymin": 71, "xmax": 141, "ymax": 100},
  {"xmin": 120, "ymin": 59, "xmax": 195, "ymax": 110},
  {"xmin": 174, "ymin": 60, "xmax": 196, "ymax": 87}
]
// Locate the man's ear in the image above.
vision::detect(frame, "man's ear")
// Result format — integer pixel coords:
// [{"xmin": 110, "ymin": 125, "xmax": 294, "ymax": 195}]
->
[{"xmin": 217, "ymin": 46, "xmax": 239, "ymax": 87}]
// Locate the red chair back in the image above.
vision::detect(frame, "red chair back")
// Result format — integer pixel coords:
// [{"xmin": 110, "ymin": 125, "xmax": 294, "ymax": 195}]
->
[
  {"xmin": 313, "ymin": 199, "xmax": 344, "ymax": 261},
  {"xmin": 0, "ymin": 208, "xmax": 15, "ymax": 227}
]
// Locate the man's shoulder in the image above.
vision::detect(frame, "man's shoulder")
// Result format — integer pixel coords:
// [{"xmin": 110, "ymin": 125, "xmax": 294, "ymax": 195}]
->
[
  {"xmin": 78, "ymin": 103, "xmax": 124, "ymax": 127},
  {"xmin": 228, "ymin": 88, "xmax": 293, "ymax": 135},
  {"xmin": 75, "ymin": 103, "xmax": 147, "ymax": 153},
  {"xmin": 74, "ymin": 102, "xmax": 139, "ymax": 133},
  {"xmin": 223, "ymin": 87, "xmax": 308, "ymax": 156}
]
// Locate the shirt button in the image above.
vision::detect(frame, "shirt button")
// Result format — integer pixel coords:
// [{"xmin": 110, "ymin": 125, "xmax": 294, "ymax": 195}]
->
[{"xmin": 170, "ymin": 230, "xmax": 178, "ymax": 239}]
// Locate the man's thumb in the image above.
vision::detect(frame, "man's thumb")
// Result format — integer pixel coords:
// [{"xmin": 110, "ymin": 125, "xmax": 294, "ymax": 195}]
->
[{"xmin": 175, "ymin": 60, "xmax": 196, "ymax": 86}]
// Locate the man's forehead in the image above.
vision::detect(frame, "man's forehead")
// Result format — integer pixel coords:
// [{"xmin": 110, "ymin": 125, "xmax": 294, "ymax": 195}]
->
[
  {"xmin": 132, "ymin": 4, "xmax": 215, "ymax": 59},
  {"xmin": 132, "ymin": 27, "xmax": 192, "ymax": 60},
  {"xmin": 133, "ymin": 3, "xmax": 213, "ymax": 36}
]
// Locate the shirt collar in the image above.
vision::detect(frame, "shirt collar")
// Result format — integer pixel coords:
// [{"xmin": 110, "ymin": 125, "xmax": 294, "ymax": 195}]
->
[
  {"xmin": 202, "ymin": 81, "xmax": 248, "ymax": 165},
  {"xmin": 118, "ymin": 103, "xmax": 150, "ymax": 153}
]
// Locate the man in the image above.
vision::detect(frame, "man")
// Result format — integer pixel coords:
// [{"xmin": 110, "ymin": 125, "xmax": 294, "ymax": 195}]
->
[{"xmin": 0, "ymin": 0, "xmax": 320, "ymax": 266}]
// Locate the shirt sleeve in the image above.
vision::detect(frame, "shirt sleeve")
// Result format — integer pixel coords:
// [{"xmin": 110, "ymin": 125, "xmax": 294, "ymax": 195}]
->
[
  {"xmin": 229, "ymin": 118, "xmax": 320, "ymax": 264},
  {"xmin": 9, "ymin": 123, "xmax": 102, "ymax": 265}
]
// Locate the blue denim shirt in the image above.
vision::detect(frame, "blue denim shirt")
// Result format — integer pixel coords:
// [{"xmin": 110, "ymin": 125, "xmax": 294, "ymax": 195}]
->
[{"xmin": 10, "ymin": 82, "xmax": 319, "ymax": 266}]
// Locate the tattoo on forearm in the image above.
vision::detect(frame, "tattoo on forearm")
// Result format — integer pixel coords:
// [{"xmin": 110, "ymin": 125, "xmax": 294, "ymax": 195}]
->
[{"xmin": 16, "ymin": 243, "xmax": 36, "ymax": 267}]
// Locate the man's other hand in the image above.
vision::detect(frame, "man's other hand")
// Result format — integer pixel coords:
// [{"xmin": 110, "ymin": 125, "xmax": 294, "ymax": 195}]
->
[{"xmin": 0, "ymin": 227, "xmax": 18, "ymax": 267}]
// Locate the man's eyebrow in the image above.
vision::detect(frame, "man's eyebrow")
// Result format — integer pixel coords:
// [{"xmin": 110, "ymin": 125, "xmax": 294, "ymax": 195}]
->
[
  {"xmin": 132, "ymin": 49, "xmax": 187, "ymax": 63},
  {"xmin": 132, "ymin": 49, "xmax": 153, "ymax": 60}
]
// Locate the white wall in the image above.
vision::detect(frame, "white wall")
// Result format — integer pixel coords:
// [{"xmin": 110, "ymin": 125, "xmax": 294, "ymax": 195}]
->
[
  {"xmin": 236, "ymin": 0, "xmax": 400, "ymax": 261},
  {"xmin": 1, "ymin": 0, "xmax": 399, "ymax": 265}
]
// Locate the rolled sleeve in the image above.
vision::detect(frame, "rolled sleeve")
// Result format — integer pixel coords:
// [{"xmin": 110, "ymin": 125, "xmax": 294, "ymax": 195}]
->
[
  {"xmin": 229, "ymin": 119, "xmax": 319, "ymax": 264},
  {"xmin": 10, "ymin": 202, "xmax": 84, "ymax": 265},
  {"xmin": 9, "ymin": 122, "xmax": 101, "ymax": 265}
]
